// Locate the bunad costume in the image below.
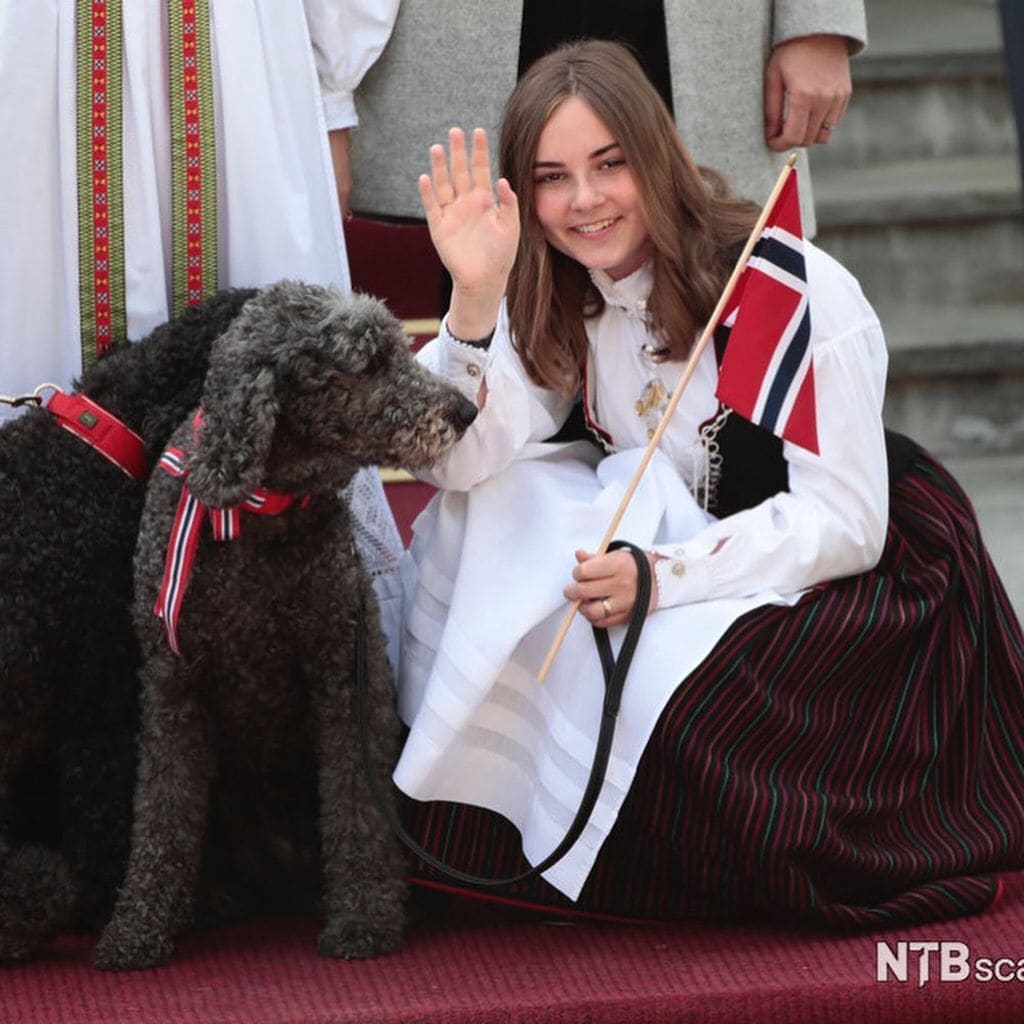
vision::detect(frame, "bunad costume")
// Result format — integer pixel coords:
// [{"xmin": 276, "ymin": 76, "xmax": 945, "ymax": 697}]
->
[
  {"xmin": 395, "ymin": 243, "xmax": 1024, "ymax": 927},
  {"xmin": 0, "ymin": 0, "xmax": 407, "ymax": 662}
]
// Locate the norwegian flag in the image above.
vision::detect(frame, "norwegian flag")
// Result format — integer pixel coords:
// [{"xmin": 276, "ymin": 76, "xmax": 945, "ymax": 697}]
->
[{"xmin": 714, "ymin": 170, "xmax": 818, "ymax": 454}]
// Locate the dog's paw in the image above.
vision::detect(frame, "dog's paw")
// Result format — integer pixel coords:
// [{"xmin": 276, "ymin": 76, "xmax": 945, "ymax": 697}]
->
[
  {"xmin": 318, "ymin": 917, "xmax": 403, "ymax": 960},
  {"xmin": 92, "ymin": 917, "xmax": 176, "ymax": 972}
]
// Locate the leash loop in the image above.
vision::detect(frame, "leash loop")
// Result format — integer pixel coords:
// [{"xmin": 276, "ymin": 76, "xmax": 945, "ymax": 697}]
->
[{"xmin": 358, "ymin": 539, "xmax": 652, "ymax": 889}]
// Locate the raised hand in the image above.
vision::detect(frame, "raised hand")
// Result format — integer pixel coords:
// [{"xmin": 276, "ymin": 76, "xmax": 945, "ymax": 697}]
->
[{"xmin": 419, "ymin": 127, "xmax": 520, "ymax": 340}]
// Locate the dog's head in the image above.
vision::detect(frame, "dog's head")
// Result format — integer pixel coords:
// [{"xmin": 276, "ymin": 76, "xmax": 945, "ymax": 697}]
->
[{"xmin": 184, "ymin": 281, "xmax": 477, "ymax": 507}]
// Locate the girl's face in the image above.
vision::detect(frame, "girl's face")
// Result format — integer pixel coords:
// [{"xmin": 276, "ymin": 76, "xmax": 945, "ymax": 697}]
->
[{"xmin": 532, "ymin": 96, "xmax": 653, "ymax": 281}]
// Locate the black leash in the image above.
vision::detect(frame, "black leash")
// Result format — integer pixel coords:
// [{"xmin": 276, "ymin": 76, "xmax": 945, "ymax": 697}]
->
[{"xmin": 357, "ymin": 540, "xmax": 652, "ymax": 888}]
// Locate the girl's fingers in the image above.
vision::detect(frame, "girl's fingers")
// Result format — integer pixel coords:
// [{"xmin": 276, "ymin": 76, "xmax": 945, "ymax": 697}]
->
[
  {"xmin": 470, "ymin": 128, "xmax": 492, "ymax": 192},
  {"xmin": 448, "ymin": 127, "xmax": 471, "ymax": 194},
  {"xmin": 579, "ymin": 597, "xmax": 630, "ymax": 627},
  {"xmin": 428, "ymin": 142, "xmax": 453, "ymax": 203},
  {"xmin": 417, "ymin": 173, "xmax": 438, "ymax": 216},
  {"xmin": 496, "ymin": 177, "xmax": 519, "ymax": 217}
]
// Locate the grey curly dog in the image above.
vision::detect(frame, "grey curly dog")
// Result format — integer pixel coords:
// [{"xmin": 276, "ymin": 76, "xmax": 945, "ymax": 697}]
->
[{"xmin": 93, "ymin": 281, "xmax": 477, "ymax": 970}]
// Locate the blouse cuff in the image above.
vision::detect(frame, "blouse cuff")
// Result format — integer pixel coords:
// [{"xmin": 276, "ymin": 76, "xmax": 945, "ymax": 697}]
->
[
  {"xmin": 650, "ymin": 542, "xmax": 716, "ymax": 608},
  {"xmin": 438, "ymin": 317, "xmax": 491, "ymax": 397},
  {"xmin": 322, "ymin": 91, "xmax": 358, "ymax": 131}
]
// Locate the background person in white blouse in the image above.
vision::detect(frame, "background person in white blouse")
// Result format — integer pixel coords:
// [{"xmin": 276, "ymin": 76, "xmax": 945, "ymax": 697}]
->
[{"xmin": 393, "ymin": 40, "xmax": 1024, "ymax": 927}]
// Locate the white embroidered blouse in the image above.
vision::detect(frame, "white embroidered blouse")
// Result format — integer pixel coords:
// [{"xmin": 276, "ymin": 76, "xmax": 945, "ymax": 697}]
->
[{"xmin": 415, "ymin": 240, "xmax": 891, "ymax": 607}]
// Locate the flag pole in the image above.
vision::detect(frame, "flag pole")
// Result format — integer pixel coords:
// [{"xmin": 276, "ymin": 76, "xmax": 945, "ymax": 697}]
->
[{"xmin": 536, "ymin": 153, "xmax": 799, "ymax": 684}]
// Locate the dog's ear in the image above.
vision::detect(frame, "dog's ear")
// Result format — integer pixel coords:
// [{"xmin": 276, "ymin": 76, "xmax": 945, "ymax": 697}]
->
[{"xmin": 186, "ymin": 331, "xmax": 279, "ymax": 509}]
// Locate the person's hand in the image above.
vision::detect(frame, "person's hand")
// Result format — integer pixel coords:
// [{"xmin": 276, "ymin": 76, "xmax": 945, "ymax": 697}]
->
[
  {"xmin": 328, "ymin": 128, "xmax": 353, "ymax": 221},
  {"xmin": 764, "ymin": 34, "xmax": 852, "ymax": 150},
  {"xmin": 564, "ymin": 549, "xmax": 660, "ymax": 628},
  {"xmin": 419, "ymin": 127, "xmax": 520, "ymax": 340}
]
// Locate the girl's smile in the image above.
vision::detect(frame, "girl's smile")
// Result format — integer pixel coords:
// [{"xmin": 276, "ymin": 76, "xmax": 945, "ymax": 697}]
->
[{"xmin": 532, "ymin": 96, "xmax": 653, "ymax": 280}]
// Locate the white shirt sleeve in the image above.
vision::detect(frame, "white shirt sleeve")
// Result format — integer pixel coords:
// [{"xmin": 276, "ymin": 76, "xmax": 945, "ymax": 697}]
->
[
  {"xmin": 414, "ymin": 305, "xmax": 572, "ymax": 491},
  {"xmin": 301, "ymin": 0, "xmax": 400, "ymax": 129},
  {"xmin": 651, "ymin": 247, "xmax": 890, "ymax": 607}
]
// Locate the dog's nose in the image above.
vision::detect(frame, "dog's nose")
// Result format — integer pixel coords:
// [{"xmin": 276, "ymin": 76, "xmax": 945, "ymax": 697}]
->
[{"xmin": 453, "ymin": 396, "xmax": 478, "ymax": 430}]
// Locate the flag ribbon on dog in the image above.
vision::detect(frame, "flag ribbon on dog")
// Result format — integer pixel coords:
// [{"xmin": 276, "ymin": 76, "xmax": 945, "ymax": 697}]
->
[
  {"xmin": 154, "ymin": 445, "xmax": 308, "ymax": 654},
  {"xmin": 713, "ymin": 170, "xmax": 818, "ymax": 454}
]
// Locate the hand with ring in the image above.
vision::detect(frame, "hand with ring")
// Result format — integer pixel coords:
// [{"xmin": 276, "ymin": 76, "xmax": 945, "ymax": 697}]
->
[
  {"xmin": 564, "ymin": 548, "xmax": 660, "ymax": 628},
  {"xmin": 763, "ymin": 33, "xmax": 851, "ymax": 149}
]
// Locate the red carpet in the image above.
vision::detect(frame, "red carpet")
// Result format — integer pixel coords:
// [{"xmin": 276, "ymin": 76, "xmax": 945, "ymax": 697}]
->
[{"xmin": 6, "ymin": 874, "xmax": 1024, "ymax": 1023}]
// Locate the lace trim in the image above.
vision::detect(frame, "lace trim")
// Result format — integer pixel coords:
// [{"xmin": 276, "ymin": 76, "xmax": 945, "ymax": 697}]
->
[{"xmin": 342, "ymin": 468, "xmax": 405, "ymax": 581}]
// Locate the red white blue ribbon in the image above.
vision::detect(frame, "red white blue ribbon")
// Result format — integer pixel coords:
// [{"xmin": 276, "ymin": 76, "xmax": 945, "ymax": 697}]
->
[{"xmin": 153, "ymin": 445, "xmax": 307, "ymax": 654}]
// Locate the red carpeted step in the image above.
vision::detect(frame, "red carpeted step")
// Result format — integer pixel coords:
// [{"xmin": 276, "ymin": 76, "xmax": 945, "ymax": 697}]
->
[{"xmin": 8, "ymin": 872, "xmax": 1024, "ymax": 1023}]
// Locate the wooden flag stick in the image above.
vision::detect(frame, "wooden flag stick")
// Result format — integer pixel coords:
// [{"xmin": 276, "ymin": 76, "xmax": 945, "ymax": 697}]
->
[{"xmin": 536, "ymin": 153, "xmax": 798, "ymax": 683}]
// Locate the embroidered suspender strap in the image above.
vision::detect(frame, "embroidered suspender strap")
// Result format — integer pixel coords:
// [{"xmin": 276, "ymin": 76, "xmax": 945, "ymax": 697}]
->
[
  {"xmin": 357, "ymin": 540, "xmax": 653, "ymax": 889},
  {"xmin": 154, "ymin": 444, "xmax": 307, "ymax": 654},
  {"xmin": 76, "ymin": 0, "xmax": 127, "ymax": 368},
  {"xmin": 45, "ymin": 388, "xmax": 147, "ymax": 481},
  {"xmin": 168, "ymin": 0, "xmax": 218, "ymax": 314}
]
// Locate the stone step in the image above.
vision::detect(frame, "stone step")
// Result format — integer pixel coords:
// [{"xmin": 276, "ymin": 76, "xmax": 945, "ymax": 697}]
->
[
  {"xmin": 877, "ymin": 300, "xmax": 1024, "ymax": 459},
  {"xmin": 859, "ymin": 0, "xmax": 1006, "ymax": 80},
  {"xmin": 812, "ymin": 0, "xmax": 1015, "ymax": 169},
  {"xmin": 813, "ymin": 152, "xmax": 1023, "ymax": 306},
  {"xmin": 941, "ymin": 452, "xmax": 1024, "ymax": 622}
]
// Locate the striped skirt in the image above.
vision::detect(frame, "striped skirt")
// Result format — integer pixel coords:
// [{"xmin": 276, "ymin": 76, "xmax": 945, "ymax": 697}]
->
[{"xmin": 400, "ymin": 446, "xmax": 1024, "ymax": 928}]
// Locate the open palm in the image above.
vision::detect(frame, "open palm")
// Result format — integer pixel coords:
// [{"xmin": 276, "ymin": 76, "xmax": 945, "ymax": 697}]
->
[{"xmin": 419, "ymin": 128, "xmax": 520, "ymax": 296}]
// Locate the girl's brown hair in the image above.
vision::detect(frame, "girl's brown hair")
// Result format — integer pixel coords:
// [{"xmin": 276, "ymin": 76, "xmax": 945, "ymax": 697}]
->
[{"xmin": 499, "ymin": 39, "xmax": 760, "ymax": 396}]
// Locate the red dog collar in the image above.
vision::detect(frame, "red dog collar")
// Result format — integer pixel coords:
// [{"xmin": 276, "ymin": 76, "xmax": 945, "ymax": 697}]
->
[{"xmin": 44, "ymin": 388, "xmax": 148, "ymax": 482}]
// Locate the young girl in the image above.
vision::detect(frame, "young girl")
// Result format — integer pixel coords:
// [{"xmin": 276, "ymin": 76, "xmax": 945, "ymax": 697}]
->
[{"xmin": 394, "ymin": 40, "xmax": 1024, "ymax": 927}]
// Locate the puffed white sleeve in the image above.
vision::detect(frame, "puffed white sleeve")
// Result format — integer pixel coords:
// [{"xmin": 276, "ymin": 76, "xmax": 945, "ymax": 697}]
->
[
  {"xmin": 414, "ymin": 303, "xmax": 573, "ymax": 492},
  {"xmin": 651, "ymin": 244, "xmax": 889, "ymax": 607},
  {"xmin": 301, "ymin": 0, "xmax": 400, "ymax": 129}
]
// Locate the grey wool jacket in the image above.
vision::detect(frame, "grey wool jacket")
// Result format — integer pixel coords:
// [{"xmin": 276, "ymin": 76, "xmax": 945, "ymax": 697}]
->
[{"xmin": 350, "ymin": 0, "xmax": 867, "ymax": 236}]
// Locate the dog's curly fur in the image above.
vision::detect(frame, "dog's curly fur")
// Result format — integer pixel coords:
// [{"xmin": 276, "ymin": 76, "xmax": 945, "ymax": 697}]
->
[
  {"xmin": 93, "ymin": 282, "xmax": 477, "ymax": 971},
  {"xmin": 0, "ymin": 289, "xmax": 257, "ymax": 964}
]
